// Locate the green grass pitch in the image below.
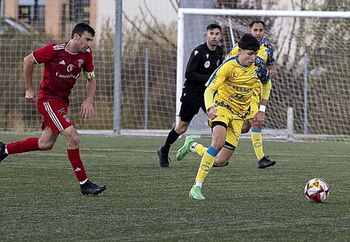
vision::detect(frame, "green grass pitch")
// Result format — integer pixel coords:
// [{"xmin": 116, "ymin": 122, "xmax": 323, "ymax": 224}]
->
[{"xmin": 0, "ymin": 132, "xmax": 349, "ymax": 241}]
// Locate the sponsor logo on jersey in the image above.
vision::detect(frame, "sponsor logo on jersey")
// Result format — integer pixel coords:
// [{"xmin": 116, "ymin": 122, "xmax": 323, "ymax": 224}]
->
[
  {"xmin": 55, "ymin": 72, "xmax": 80, "ymax": 80},
  {"xmin": 67, "ymin": 64, "xmax": 74, "ymax": 72},
  {"xmin": 204, "ymin": 60, "xmax": 210, "ymax": 68}
]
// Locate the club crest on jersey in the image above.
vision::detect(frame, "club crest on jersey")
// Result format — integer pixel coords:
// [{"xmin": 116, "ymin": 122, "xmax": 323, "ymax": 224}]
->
[
  {"xmin": 204, "ymin": 60, "xmax": 210, "ymax": 68},
  {"xmin": 67, "ymin": 64, "xmax": 74, "ymax": 72},
  {"xmin": 78, "ymin": 59, "xmax": 84, "ymax": 68},
  {"xmin": 230, "ymin": 72, "xmax": 238, "ymax": 79},
  {"xmin": 63, "ymin": 114, "xmax": 71, "ymax": 123}
]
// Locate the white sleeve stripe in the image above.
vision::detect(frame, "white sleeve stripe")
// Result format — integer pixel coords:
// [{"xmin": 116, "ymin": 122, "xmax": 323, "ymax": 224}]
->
[
  {"xmin": 43, "ymin": 102, "xmax": 64, "ymax": 132},
  {"xmin": 31, "ymin": 52, "xmax": 40, "ymax": 64}
]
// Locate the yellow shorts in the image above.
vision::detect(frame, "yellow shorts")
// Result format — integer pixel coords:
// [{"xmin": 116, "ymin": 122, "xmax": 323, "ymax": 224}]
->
[
  {"xmin": 210, "ymin": 106, "xmax": 244, "ymax": 147},
  {"xmin": 246, "ymin": 93, "xmax": 259, "ymax": 120}
]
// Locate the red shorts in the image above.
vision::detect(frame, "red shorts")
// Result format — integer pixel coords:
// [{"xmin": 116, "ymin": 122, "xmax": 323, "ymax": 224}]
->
[{"xmin": 37, "ymin": 99, "xmax": 73, "ymax": 134}]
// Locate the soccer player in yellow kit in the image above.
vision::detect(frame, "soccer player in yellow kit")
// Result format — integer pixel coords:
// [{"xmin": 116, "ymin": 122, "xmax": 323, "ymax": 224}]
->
[
  {"xmin": 177, "ymin": 20, "xmax": 276, "ymax": 169},
  {"xmin": 188, "ymin": 33, "xmax": 272, "ymax": 200},
  {"xmin": 214, "ymin": 20, "xmax": 276, "ymax": 168}
]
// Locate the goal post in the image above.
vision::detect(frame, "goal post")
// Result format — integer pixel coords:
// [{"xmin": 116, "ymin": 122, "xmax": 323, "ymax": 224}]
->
[
  {"xmin": 176, "ymin": 8, "xmax": 350, "ymax": 141},
  {"xmin": 1, "ymin": 3, "xmax": 350, "ymax": 141}
]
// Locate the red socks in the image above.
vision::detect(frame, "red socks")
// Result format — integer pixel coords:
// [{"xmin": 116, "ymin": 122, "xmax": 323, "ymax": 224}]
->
[
  {"xmin": 6, "ymin": 137, "xmax": 39, "ymax": 154},
  {"xmin": 67, "ymin": 148, "xmax": 88, "ymax": 183},
  {"xmin": 6, "ymin": 138, "xmax": 88, "ymax": 184}
]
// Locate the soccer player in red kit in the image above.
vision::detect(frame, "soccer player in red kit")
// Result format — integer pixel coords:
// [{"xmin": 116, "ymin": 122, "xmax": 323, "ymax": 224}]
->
[{"xmin": 0, "ymin": 22, "xmax": 106, "ymax": 195}]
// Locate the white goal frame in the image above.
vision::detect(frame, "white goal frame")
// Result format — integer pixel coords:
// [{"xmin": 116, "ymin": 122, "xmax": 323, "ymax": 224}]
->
[{"xmin": 176, "ymin": 8, "xmax": 350, "ymax": 141}]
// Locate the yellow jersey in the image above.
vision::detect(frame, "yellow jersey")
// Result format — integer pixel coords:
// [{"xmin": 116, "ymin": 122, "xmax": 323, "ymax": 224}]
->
[
  {"xmin": 225, "ymin": 38, "xmax": 274, "ymax": 99},
  {"xmin": 205, "ymin": 56, "xmax": 269, "ymax": 118}
]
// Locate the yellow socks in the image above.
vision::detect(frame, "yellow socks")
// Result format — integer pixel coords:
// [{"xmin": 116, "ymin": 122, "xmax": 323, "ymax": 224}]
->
[
  {"xmin": 195, "ymin": 146, "xmax": 218, "ymax": 183},
  {"xmin": 251, "ymin": 128, "xmax": 264, "ymax": 160},
  {"xmin": 193, "ymin": 143, "xmax": 207, "ymax": 157}
]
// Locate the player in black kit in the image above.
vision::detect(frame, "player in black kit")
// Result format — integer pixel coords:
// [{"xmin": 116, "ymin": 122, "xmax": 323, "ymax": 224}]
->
[{"xmin": 157, "ymin": 23, "xmax": 223, "ymax": 167}]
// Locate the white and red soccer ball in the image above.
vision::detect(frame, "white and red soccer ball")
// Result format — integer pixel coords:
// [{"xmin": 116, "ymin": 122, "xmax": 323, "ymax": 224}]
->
[{"xmin": 304, "ymin": 178, "xmax": 330, "ymax": 203}]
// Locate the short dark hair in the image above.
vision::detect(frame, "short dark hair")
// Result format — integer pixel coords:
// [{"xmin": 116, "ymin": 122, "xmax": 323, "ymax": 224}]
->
[
  {"xmin": 238, "ymin": 33, "xmax": 260, "ymax": 52},
  {"xmin": 71, "ymin": 22, "xmax": 95, "ymax": 39},
  {"xmin": 207, "ymin": 23, "xmax": 222, "ymax": 31},
  {"xmin": 249, "ymin": 20, "xmax": 266, "ymax": 29}
]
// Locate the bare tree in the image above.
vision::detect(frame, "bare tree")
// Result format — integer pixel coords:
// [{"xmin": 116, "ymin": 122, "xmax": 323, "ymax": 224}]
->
[{"xmin": 122, "ymin": 0, "xmax": 179, "ymax": 49}]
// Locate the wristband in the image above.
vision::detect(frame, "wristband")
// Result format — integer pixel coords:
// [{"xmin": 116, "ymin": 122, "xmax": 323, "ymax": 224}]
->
[{"xmin": 259, "ymin": 105, "xmax": 266, "ymax": 113}]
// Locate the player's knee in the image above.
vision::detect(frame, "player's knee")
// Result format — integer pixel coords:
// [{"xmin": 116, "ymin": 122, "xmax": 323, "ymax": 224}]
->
[
  {"xmin": 175, "ymin": 127, "xmax": 187, "ymax": 134},
  {"xmin": 211, "ymin": 141, "xmax": 225, "ymax": 151},
  {"xmin": 64, "ymin": 129, "xmax": 80, "ymax": 147},
  {"xmin": 38, "ymin": 141, "xmax": 55, "ymax": 150},
  {"xmin": 68, "ymin": 134, "xmax": 80, "ymax": 147},
  {"xmin": 175, "ymin": 124, "xmax": 188, "ymax": 134}
]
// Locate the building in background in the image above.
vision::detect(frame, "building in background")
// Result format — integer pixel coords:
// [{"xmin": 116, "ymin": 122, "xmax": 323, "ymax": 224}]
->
[{"xmin": 1, "ymin": 0, "xmax": 115, "ymax": 40}]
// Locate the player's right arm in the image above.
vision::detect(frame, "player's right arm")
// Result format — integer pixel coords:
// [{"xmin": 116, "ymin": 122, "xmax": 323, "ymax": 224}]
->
[
  {"xmin": 204, "ymin": 62, "xmax": 231, "ymax": 118},
  {"xmin": 24, "ymin": 43, "xmax": 55, "ymax": 102},
  {"xmin": 23, "ymin": 54, "xmax": 37, "ymax": 103}
]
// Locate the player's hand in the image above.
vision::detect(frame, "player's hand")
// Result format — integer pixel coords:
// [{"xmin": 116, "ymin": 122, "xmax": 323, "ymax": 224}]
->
[
  {"xmin": 268, "ymin": 65, "xmax": 277, "ymax": 79},
  {"xmin": 25, "ymin": 90, "xmax": 36, "ymax": 103},
  {"xmin": 253, "ymin": 111, "xmax": 265, "ymax": 128},
  {"xmin": 81, "ymin": 100, "xmax": 94, "ymax": 121},
  {"xmin": 269, "ymin": 69, "xmax": 277, "ymax": 79},
  {"xmin": 206, "ymin": 107, "xmax": 217, "ymax": 120}
]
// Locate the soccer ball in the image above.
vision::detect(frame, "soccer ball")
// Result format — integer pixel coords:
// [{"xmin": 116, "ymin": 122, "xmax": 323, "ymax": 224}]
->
[{"xmin": 304, "ymin": 178, "xmax": 330, "ymax": 203}]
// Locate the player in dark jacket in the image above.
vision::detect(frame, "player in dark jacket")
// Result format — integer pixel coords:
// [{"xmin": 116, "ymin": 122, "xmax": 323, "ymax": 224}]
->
[{"xmin": 157, "ymin": 23, "xmax": 223, "ymax": 167}]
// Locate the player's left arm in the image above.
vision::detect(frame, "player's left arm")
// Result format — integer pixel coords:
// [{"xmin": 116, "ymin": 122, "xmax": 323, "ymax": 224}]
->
[
  {"xmin": 254, "ymin": 80, "xmax": 272, "ymax": 127},
  {"xmin": 254, "ymin": 57, "xmax": 272, "ymax": 126},
  {"xmin": 266, "ymin": 42, "xmax": 277, "ymax": 79},
  {"xmin": 81, "ymin": 51, "xmax": 96, "ymax": 120},
  {"xmin": 81, "ymin": 72, "xmax": 96, "ymax": 120},
  {"xmin": 204, "ymin": 62, "xmax": 230, "ymax": 119}
]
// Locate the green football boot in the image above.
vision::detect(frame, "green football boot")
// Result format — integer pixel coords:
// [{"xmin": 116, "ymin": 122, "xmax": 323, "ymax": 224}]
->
[
  {"xmin": 176, "ymin": 136, "xmax": 194, "ymax": 161},
  {"xmin": 189, "ymin": 186, "xmax": 206, "ymax": 200}
]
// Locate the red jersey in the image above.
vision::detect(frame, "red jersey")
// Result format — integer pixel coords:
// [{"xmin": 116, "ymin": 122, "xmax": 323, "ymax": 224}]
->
[{"xmin": 32, "ymin": 42, "xmax": 94, "ymax": 104}]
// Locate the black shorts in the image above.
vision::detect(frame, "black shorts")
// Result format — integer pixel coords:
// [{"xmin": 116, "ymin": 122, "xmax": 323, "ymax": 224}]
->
[{"xmin": 178, "ymin": 89, "xmax": 206, "ymax": 122}]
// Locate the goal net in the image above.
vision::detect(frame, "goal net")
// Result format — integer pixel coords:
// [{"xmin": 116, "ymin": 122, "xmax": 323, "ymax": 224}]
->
[
  {"xmin": 1, "ymin": 2, "xmax": 350, "ymax": 142},
  {"xmin": 177, "ymin": 8, "xmax": 350, "ymax": 141},
  {"xmin": 0, "ymin": 1, "xmax": 116, "ymax": 134},
  {"xmin": 0, "ymin": 0, "xmax": 179, "ymax": 136}
]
